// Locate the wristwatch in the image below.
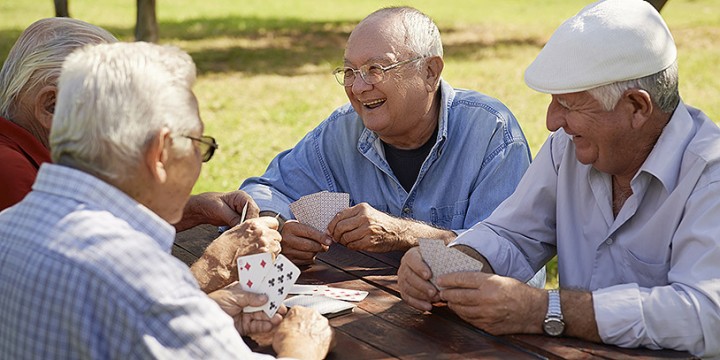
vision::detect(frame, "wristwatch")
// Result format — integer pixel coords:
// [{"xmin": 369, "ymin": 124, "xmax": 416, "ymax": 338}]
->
[{"xmin": 543, "ymin": 289, "xmax": 565, "ymax": 336}]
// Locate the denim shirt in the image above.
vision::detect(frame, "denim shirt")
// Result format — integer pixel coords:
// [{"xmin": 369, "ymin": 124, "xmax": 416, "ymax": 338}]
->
[{"xmin": 242, "ymin": 80, "xmax": 531, "ymax": 233}]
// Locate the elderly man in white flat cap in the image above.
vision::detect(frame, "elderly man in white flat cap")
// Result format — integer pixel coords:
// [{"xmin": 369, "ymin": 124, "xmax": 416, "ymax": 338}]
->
[{"xmin": 397, "ymin": 0, "xmax": 720, "ymax": 356}]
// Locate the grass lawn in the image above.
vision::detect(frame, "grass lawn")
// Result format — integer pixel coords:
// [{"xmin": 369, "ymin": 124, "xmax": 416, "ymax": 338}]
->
[{"xmin": 2, "ymin": 0, "xmax": 719, "ymax": 287}]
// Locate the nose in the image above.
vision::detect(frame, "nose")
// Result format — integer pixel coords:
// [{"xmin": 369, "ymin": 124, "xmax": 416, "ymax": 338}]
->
[
  {"xmin": 546, "ymin": 98, "xmax": 567, "ymax": 132},
  {"xmin": 350, "ymin": 74, "xmax": 373, "ymax": 95}
]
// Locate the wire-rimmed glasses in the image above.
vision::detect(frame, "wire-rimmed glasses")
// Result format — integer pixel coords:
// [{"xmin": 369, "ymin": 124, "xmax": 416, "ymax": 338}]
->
[{"xmin": 333, "ymin": 56, "xmax": 424, "ymax": 87}]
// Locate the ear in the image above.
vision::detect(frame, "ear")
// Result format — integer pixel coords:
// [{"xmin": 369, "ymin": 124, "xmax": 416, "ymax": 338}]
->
[
  {"xmin": 33, "ymin": 85, "xmax": 56, "ymax": 130},
  {"xmin": 144, "ymin": 127, "xmax": 172, "ymax": 184},
  {"xmin": 423, "ymin": 56, "xmax": 444, "ymax": 92},
  {"xmin": 624, "ymin": 89, "xmax": 654, "ymax": 129}
]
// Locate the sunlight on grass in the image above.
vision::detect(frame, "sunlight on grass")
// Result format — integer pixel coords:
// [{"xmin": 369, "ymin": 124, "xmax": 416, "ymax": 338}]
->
[{"xmin": 3, "ymin": 0, "xmax": 719, "ymax": 288}]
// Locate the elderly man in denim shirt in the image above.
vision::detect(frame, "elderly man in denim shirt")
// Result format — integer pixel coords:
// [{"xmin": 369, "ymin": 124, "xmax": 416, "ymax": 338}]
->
[{"xmin": 242, "ymin": 6, "xmax": 544, "ymax": 286}]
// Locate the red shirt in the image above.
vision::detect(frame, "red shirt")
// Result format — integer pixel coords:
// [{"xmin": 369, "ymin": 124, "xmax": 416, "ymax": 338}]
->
[{"xmin": 0, "ymin": 117, "xmax": 51, "ymax": 210}]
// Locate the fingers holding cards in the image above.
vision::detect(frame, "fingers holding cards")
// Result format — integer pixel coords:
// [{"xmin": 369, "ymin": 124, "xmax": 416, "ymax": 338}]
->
[
  {"xmin": 238, "ymin": 253, "xmax": 301, "ymax": 317},
  {"xmin": 290, "ymin": 191, "xmax": 350, "ymax": 232},
  {"xmin": 418, "ymin": 238, "xmax": 484, "ymax": 290}
]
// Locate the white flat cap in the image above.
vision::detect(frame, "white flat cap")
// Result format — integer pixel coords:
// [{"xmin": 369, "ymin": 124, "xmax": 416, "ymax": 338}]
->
[{"xmin": 524, "ymin": 0, "xmax": 677, "ymax": 94}]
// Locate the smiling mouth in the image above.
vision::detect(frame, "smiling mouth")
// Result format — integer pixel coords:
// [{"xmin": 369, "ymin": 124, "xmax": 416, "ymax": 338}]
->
[{"xmin": 362, "ymin": 98, "xmax": 386, "ymax": 109}]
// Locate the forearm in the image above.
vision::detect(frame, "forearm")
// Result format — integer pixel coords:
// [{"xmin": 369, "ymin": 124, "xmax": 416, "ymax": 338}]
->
[
  {"xmin": 175, "ymin": 195, "xmax": 206, "ymax": 232},
  {"xmin": 190, "ymin": 239, "xmax": 237, "ymax": 293},
  {"xmin": 560, "ymin": 289, "xmax": 601, "ymax": 342},
  {"xmin": 396, "ymin": 218, "xmax": 456, "ymax": 250}
]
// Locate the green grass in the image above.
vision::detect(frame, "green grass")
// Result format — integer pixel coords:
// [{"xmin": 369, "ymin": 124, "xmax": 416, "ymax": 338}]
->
[{"xmin": 3, "ymin": 0, "xmax": 719, "ymax": 287}]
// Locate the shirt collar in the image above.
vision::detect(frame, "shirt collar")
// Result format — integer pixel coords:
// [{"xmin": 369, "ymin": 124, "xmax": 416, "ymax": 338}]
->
[
  {"xmin": 358, "ymin": 78, "xmax": 453, "ymax": 151},
  {"xmin": 32, "ymin": 163, "xmax": 176, "ymax": 251},
  {"xmin": 0, "ymin": 116, "xmax": 52, "ymax": 167},
  {"xmin": 636, "ymin": 101, "xmax": 694, "ymax": 193}
]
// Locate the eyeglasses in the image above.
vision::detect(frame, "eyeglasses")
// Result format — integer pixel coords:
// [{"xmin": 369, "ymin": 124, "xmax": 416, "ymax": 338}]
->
[
  {"xmin": 183, "ymin": 135, "xmax": 218, "ymax": 162},
  {"xmin": 333, "ymin": 56, "xmax": 424, "ymax": 87}
]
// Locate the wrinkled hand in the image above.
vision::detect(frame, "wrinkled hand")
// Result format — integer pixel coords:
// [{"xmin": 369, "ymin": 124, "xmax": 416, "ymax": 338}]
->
[
  {"xmin": 398, "ymin": 247, "xmax": 441, "ymax": 311},
  {"xmin": 208, "ymin": 190, "xmax": 261, "ymax": 227},
  {"xmin": 273, "ymin": 306, "xmax": 334, "ymax": 360},
  {"xmin": 327, "ymin": 203, "xmax": 409, "ymax": 252},
  {"xmin": 193, "ymin": 217, "xmax": 281, "ymax": 293},
  {"xmin": 177, "ymin": 191, "xmax": 260, "ymax": 231},
  {"xmin": 280, "ymin": 220, "xmax": 332, "ymax": 266},
  {"xmin": 225, "ymin": 217, "xmax": 282, "ymax": 259},
  {"xmin": 208, "ymin": 282, "xmax": 285, "ymax": 336},
  {"xmin": 437, "ymin": 272, "xmax": 544, "ymax": 335}
]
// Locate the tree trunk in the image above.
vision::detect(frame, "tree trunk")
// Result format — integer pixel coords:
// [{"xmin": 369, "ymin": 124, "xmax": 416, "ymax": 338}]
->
[
  {"xmin": 135, "ymin": 0, "xmax": 159, "ymax": 43},
  {"xmin": 645, "ymin": 0, "xmax": 669, "ymax": 12},
  {"xmin": 54, "ymin": 0, "xmax": 70, "ymax": 17}
]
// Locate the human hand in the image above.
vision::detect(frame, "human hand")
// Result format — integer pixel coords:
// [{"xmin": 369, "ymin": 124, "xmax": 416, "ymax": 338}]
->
[
  {"xmin": 398, "ymin": 247, "xmax": 441, "ymax": 311},
  {"xmin": 208, "ymin": 282, "xmax": 285, "ymax": 336},
  {"xmin": 176, "ymin": 191, "xmax": 260, "ymax": 231},
  {"xmin": 273, "ymin": 306, "xmax": 334, "ymax": 360},
  {"xmin": 327, "ymin": 203, "xmax": 410, "ymax": 252},
  {"xmin": 437, "ymin": 272, "xmax": 545, "ymax": 335},
  {"xmin": 280, "ymin": 220, "xmax": 332, "ymax": 265},
  {"xmin": 192, "ymin": 217, "xmax": 281, "ymax": 293}
]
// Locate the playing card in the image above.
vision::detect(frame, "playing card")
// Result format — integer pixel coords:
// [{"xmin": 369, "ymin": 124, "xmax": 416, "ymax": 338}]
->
[
  {"xmin": 322, "ymin": 286, "xmax": 368, "ymax": 302},
  {"xmin": 290, "ymin": 191, "xmax": 350, "ymax": 232},
  {"xmin": 237, "ymin": 253, "xmax": 273, "ymax": 292},
  {"xmin": 418, "ymin": 238, "xmax": 484, "ymax": 290},
  {"xmin": 289, "ymin": 284, "xmax": 329, "ymax": 295},
  {"xmin": 243, "ymin": 254, "xmax": 301, "ymax": 317},
  {"xmin": 289, "ymin": 284, "xmax": 368, "ymax": 302},
  {"xmin": 284, "ymin": 295, "xmax": 356, "ymax": 318}
]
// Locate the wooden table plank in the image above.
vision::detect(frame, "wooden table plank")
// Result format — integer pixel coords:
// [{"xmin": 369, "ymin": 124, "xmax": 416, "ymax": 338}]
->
[
  {"xmin": 174, "ymin": 225, "xmax": 696, "ymax": 359},
  {"xmin": 301, "ymin": 261, "xmax": 542, "ymax": 359}
]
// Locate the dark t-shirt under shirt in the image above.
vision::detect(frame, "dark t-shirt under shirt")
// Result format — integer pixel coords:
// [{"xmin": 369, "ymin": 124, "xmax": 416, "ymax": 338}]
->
[{"xmin": 382, "ymin": 125, "xmax": 439, "ymax": 193}]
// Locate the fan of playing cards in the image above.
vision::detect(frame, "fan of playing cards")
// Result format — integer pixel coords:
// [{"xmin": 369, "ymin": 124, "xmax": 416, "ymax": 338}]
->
[
  {"xmin": 289, "ymin": 191, "xmax": 350, "ymax": 232},
  {"xmin": 238, "ymin": 253, "xmax": 301, "ymax": 317},
  {"xmin": 418, "ymin": 238, "xmax": 484, "ymax": 290}
]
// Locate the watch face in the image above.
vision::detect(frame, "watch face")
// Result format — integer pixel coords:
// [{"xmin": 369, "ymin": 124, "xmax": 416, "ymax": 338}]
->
[{"xmin": 543, "ymin": 318, "xmax": 565, "ymax": 336}]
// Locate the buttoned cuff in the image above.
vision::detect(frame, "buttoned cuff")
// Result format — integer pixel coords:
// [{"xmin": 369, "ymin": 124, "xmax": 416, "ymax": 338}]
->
[{"xmin": 592, "ymin": 283, "xmax": 659, "ymax": 349}]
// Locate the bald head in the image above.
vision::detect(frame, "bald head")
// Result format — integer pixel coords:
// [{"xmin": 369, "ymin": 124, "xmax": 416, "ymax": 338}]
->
[{"xmin": 347, "ymin": 7, "xmax": 443, "ymax": 60}]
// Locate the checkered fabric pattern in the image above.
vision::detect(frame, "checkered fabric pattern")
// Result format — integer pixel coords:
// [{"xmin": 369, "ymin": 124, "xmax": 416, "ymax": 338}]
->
[{"xmin": 0, "ymin": 164, "xmax": 273, "ymax": 359}]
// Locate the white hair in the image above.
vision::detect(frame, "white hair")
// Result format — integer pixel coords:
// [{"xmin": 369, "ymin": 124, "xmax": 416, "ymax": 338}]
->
[
  {"xmin": 51, "ymin": 42, "xmax": 199, "ymax": 182},
  {"xmin": 0, "ymin": 17, "xmax": 117, "ymax": 119},
  {"xmin": 365, "ymin": 7, "xmax": 443, "ymax": 59},
  {"xmin": 587, "ymin": 61, "xmax": 680, "ymax": 113}
]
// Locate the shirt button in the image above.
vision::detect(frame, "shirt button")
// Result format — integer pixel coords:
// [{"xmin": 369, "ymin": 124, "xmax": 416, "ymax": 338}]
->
[
  {"xmin": 403, "ymin": 207, "xmax": 411, "ymax": 214},
  {"xmin": 605, "ymin": 238, "xmax": 613, "ymax": 245}
]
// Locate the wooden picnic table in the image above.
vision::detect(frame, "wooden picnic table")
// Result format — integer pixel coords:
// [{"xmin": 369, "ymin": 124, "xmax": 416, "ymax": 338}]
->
[{"xmin": 174, "ymin": 224, "xmax": 696, "ymax": 359}]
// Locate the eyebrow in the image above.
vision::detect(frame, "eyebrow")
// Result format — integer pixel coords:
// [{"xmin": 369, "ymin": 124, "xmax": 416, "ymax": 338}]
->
[
  {"xmin": 556, "ymin": 97, "xmax": 571, "ymax": 109},
  {"xmin": 343, "ymin": 56, "xmax": 394, "ymax": 67}
]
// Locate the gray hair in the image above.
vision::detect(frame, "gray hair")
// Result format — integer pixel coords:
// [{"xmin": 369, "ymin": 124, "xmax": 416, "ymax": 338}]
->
[
  {"xmin": 365, "ymin": 7, "xmax": 443, "ymax": 59},
  {"xmin": 51, "ymin": 42, "xmax": 200, "ymax": 182},
  {"xmin": 0, "ymin": 17, "xmax": 117, "ymax": 119},
  {"xmin": 587, "ymin": 61, "xmax": 680, "ymax": 113}
]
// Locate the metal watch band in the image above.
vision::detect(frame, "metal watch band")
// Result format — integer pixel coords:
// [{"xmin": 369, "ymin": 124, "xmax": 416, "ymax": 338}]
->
[{"xmin": 546, "ymin": 289, "xmax": 562, "ymax": 319}]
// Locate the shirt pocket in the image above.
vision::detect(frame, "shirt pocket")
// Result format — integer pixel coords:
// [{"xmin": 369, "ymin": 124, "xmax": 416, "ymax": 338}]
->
[
  {"xmin": 620, "ymin": 246, "xmax": 670, "ymax": 287},
  {"xmin": 431, "ymin": 199, "xmax": 469, "ymax": 230}
]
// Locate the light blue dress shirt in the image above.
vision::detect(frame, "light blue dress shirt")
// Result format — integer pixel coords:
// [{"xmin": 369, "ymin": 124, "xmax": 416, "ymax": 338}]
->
[
  {"xmin": 241, "ymin": 79, "xmax": 545, "ymax": 287},
  {"xmin": 453, "ymin": 102, "xmax": 720, "ymax": 357},
  {"xmin": 0, "ymin": 164, "xmax": 273, "ymax": 359}
]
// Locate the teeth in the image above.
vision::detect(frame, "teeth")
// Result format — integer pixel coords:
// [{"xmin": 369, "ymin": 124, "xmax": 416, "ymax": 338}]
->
[{"xmin": 363, "ymin": 99, "xmax": 385, "ymax": 106}]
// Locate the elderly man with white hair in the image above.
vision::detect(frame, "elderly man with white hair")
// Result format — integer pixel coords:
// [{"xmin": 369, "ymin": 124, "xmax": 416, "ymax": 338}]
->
[
  {"xmin": 0, "ymin": 17, "xmax": 279, "ymax": 294},
  {"xmin": 398, "ymin": 0, "xmax": 720, "ymax": 356},
  {"xmin": 0, "ymin": 42, "xmax": 333, "ymax": 359}
]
